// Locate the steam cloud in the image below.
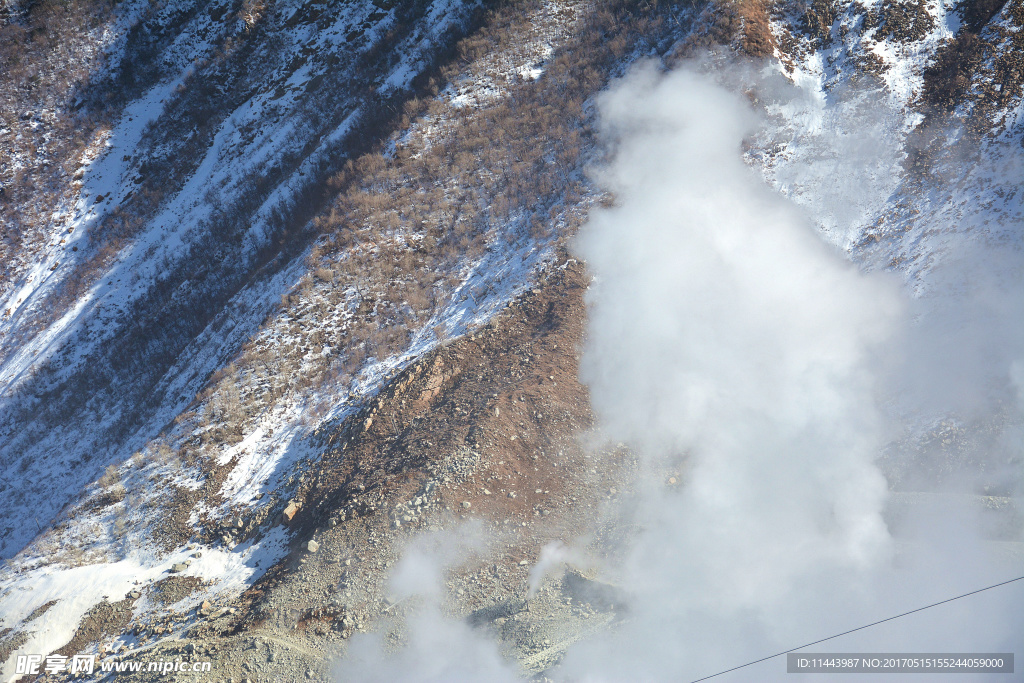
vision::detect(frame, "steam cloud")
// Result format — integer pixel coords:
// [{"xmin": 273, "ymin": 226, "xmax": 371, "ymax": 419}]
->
[
  {"xmin": 336, "ymin": 61, "xmax": 1023, "ymax": 682},
  {"xmin": 336, "ymin": 524, "xmax": 521, "ymax": 683},
  {"xmin": 565, "ymin": 61, "xmax": 1022, "ymax": 682}
]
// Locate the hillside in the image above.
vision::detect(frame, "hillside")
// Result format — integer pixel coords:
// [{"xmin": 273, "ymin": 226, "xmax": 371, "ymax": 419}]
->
[{"xmin": 1, "ymin": 0, "xmax": 1022, "ymax": 680}]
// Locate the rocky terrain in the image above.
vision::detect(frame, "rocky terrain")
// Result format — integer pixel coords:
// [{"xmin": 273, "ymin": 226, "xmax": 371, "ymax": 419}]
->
[
  {"xmin": 66, "ymin": 254, "xmax": 642, "ymax": 681},
  {"xmin": 1, "ymin": 0, "xmax": 1022, "ymax": 681}
]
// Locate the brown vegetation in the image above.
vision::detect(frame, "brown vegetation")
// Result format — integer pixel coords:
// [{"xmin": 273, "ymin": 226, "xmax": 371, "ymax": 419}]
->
[
  {"xmin": 868, "ymin": 0, "xmax": 935, "ymax": 43},
  {"xmin": 802, "ymin": 0, "xmax": 838, "ymax": 46},
  {"xmin": 676, "ymin": 0, "xmax": 779, "ymax": 59},
  {"xmin": 175, "ymin": 0, "xmax": 684, "ymax": 498},
  {"xmin": 919, "ymin": 0, "xmax": 1021, "ymax": 127},
  {"xmin": 960, "ymin": 0, "xmax": 1007, "ymax": 31},
  {"xmin": 922, "ymin": 31, "xmax": 988, "ymax": 112},
  {"xmin": 736, "ymin": 0, "xmax": 777, "ymax": 57},
  {"xmin": 0, "ymin": 0, "xmax": 118, "ymax": 293}
]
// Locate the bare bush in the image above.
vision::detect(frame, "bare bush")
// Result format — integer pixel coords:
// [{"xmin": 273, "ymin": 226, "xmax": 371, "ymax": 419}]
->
[{"xmin": 97, "ymin": 464, "xmax": 120, "ymax": 489}]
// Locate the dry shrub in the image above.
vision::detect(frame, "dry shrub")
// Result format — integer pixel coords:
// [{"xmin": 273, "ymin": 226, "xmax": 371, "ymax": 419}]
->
[
  {"xmin": 959, "ymin": 0, "xmax": 1008, "ymax": 31},
  {"xmin": 869, "ymin": 0, "xmax": 935, "ymax": 43},
  {"xmin": 801, "ymin": 0, "xmax": 837, "ymax": 45},
  {"xmin": 98, "ymin": 464, "xmax": 120, "ymax": 488},
  {"xmin": 922, "ymin": 32, "xmax": 987, "ymax": 113},
  {"xmin": 736, "ymin": 0, "xmax": 776, "ymax": 57}
]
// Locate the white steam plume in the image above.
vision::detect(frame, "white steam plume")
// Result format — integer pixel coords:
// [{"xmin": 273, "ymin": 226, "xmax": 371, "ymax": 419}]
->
[
  {"xmin": 527, "ymin": 540, "xmax": 591, "ymax": 597},
  {"xmin": 334, "ymin": 524, "xmax": 521, "ymax": 683},
  {"xmin": 557, "ymin": 61, "xmax": 1022, "ymax": 682}
]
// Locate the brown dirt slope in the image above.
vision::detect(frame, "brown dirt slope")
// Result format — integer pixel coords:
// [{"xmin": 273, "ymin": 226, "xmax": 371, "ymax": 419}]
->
[{"xmin": 91, "ymin": 250, "xmax": 640, "ymax": 681}]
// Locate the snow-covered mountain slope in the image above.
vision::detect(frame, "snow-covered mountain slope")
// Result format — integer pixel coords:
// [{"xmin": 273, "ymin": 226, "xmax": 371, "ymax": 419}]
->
[
  {"xmin": 2, "ymin": 0, "xmax": 603, "ymax": 673},
  {"xmin": 0, "ymin": 0, "xmax": 487, "ymax": 559},
  {"xmin": 0, "ymin": 0, "xmax": 1021, "ymax": 679},
  {"xmin": 759, "ymin": 0, "xmax": 1024, "ymax": 481}
]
